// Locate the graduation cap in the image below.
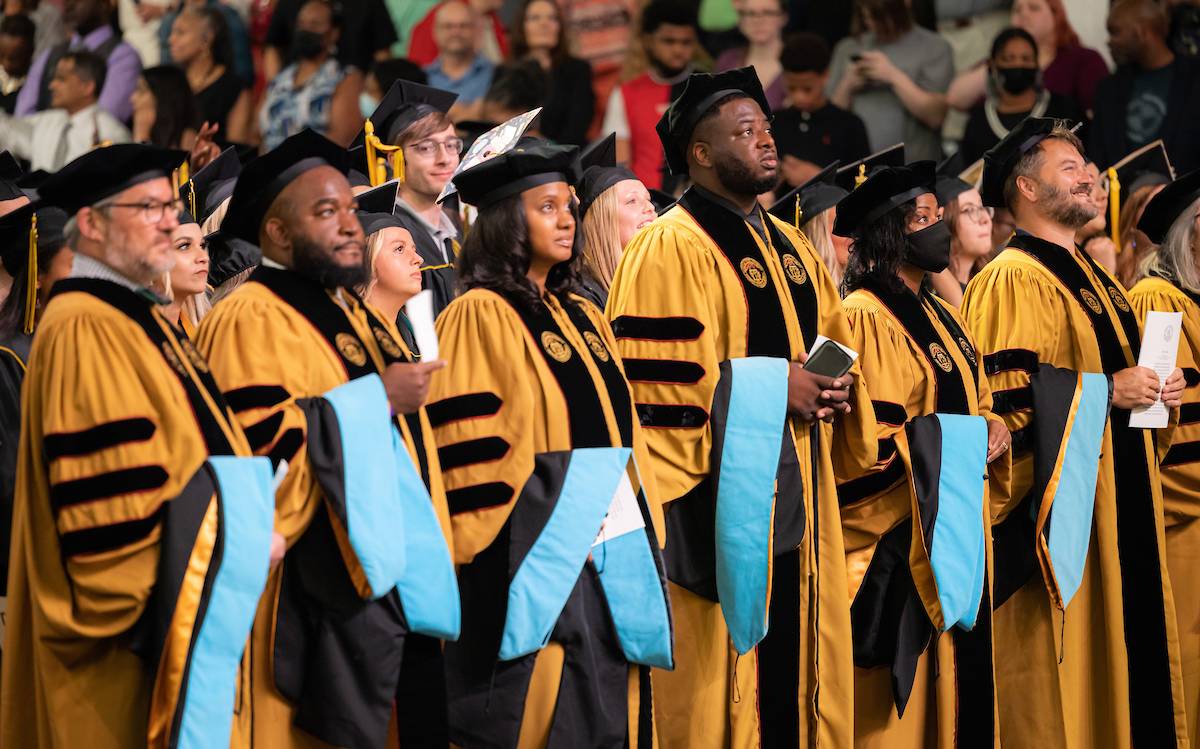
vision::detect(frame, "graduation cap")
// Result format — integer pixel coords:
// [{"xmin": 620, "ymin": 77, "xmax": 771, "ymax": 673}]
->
[
  {"xmin": 356, "ymin": 180, "xmax": 404, "ymax": 236},
  {"xmin": 454, "ymin": 142, "xmax": 580, "ymax": 210},
  {"xmin": 181, "ymin": 147, "xmax": 242, "ymax": 226},
  {"xmin": 832, "ymin": 161, "xmax": 936, "ymax": 237},
  {"xmin": 656, "ymin": 67, "xmax": 772, "ymax": 177},
  {"xmin": 979, "ymin": 116, "xmax": 1081, "ymax": 208},
  {"xmin": 576, "ymin": 133, "xmax": 639, "ymax": 219},
  {"xmin": 0, "ymin": 151, "xmax": 25, "ymax": 202},
  {"xmin": 934, "ymin": 155, "xmax": 972, "ymax": 207},
  {"xmin": 222, "ymin": 129, "xmax": 350, "ymax": 245},
  {"xmin": 958, "ymin": 157, "xmax": 985, "ymax": 189},
  {"xmin": 769, "ymin": 160, "xmax": 846, "ymax": 229},
  {"xmin": 1138, "ymin": 168, "xmax": 1200, "ymax": 245},
  {"xmin": 36, "ymin": 144, "xmax": 186, "ymax": 215},
  {"xmin": 0, "ymin": 203, "xmax": 69, "ymax": 333},
  {"xmin": 835, "ymin": 144, "xmax": 905, "ymax": 192},
  {"xmin": 353, "ymin": 80, "xmax": 458, "ymax": 187},
  {"xmin": 1103, "ymin": 139, "xmax": 1175, "ymax": 251},
  {"xmin": 205, "ymin": 230, "xmax": 263, "ymax": 289}
]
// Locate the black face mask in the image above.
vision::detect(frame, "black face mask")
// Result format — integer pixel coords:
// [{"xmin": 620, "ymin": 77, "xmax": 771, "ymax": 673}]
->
[
  {"xmin": 291, "ymin": 30, "xmax": 326, "ymax": 61},
  {"xmin": 995, "ymin": 66, "xmax": 1038, "ymax": 95},
  {"xmin": 904, "ymin": 220, "xmax": 952, "ymax": 274}
]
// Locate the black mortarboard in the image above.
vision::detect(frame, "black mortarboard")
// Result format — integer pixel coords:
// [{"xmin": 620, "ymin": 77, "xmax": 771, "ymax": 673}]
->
[
  {"xmin": 353, "ymin": 80, "xmax": 459, "ymax": 148},
  {"xmin": 454, "ymin": 142, "xmax": 580, "ymax": 210},
  {"xmin": 0, "ymin": 151, "xmax": 24, "ymax": 201},
  {"xmin": 769, "ymin": 160, "xmax": 846, "ymax": 228},
  {"xmin": 934, "ymin": 155, "xmax": 972, "ymax": 206},
  {"xmin": 347, "ymin": 146, "xmax": 372, "ymax": 188},
  {"xmin": 835, "ymin": 144, "xmax": 905, "ymax": 192},
  {"xmin": 182, "ymin": 147, "xmax": 242, "ymax": 225},
  {"xmin": 0, "ymin": 204, "xmax": 68, "ymax": 276},
  {"xmin": 576, "ymin": 133, "xmax": 639, "ymax": 218},
  {"xmin": 37, "ymin": 144, "xmax": 186, "ymax": 215},
  {"xmin": 222, "ymin": 129, "xmax": 350, "ymax": 244},
  {"xmin": 206, "ymin": 230, "xmax": 262, "ymax": 288},
  {"xmin": 833, "ymin": 161, "xmax": 936, "ymax": 237},
  {"xmin": 980, "ymin": 116, "xmax": 1077, "ymax": 208},
  {"xmin": 1138, "ymin": 168, "xmax": 1200, "ymax": 245},
  {"xmin": 1106, "ymin": 139, "xmax": 1174, "ymax": 202},
  {"xmin": 356, "ymin": 180, "xmax": 403, "ymax": 236},
  {"xmin": 656, "ymin": 67, "xmax": 772, "ymax": 177}
]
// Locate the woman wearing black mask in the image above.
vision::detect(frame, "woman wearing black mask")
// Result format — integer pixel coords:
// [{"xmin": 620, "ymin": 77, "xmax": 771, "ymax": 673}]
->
[
  {"xmin": 832, "ymin": 161, "xmax": 1011, "ymax": 747},
  {"xmin": 958, "ymin": 27, "xmax": 1082, "ymax": 165},
  {"xmin": 255, "ymin": 0, "xmax": 362, "ymax": 150}
]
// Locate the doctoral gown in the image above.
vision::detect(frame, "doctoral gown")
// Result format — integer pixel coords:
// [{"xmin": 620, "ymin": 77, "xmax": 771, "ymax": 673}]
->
[
  {"xmin": 427, "ymin": 288, "xmax": 672, "ymax": 749},
  {"xmin": 837, "ymin": 281, "xmax": 1009, "ymax": 748},
  {"xmin": 0, "ymin": 334, "xmax": 30, "ymax": 601},
  {"xmin": 1, "ymin": 278, "xmax": 275, "ymax": 748},
  {"xmin": 961, "ymin": 232, "xmax": 1189, "ymax": 749},
  {"xmin": 1129, "ymin": 274, "xmax": 1200, "ymax": 744},
  {"xmin": 196, "ymin": 266, "xmax": 458, "ymax": 749},
  {"xmin": 606, "ymin": 187, "xmax": 878, "ymax": 749}
]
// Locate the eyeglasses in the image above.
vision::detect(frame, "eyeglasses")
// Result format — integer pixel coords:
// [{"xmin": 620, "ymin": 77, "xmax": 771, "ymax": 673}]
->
[
  {"xmin": 101, "ymin": 198, "xmax": 185, "ymax": 224},
  {"xmin": 960, "ymin": 205, "xmax": 994, "ymax": 224},
  {"xmin": 738, "ymin": 9, "xmax": 783, "ymax": 19},
  {"xmin": 406, "ymin": 138, "xmax": 465, "ymax": 157}
]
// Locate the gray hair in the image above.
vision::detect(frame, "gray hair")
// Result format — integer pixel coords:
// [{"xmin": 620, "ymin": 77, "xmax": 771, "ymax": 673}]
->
[
  {"xmin": 1138, "ymin": 195, "xmax": 1200, "ymax": 293},
  {"xmin": 63, "ymin": 216, "xmax": 81, "ymax": 250}
]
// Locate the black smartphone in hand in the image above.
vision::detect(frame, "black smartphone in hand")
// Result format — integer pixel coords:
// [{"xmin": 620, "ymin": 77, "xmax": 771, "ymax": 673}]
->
[{"xmin": 803, "ymin": 340, "xmax": 855, "ymax": 379}]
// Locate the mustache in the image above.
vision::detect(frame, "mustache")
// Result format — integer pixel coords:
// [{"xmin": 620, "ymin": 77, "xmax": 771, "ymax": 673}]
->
[{"xmin": 333, "ymin": 240, "xmax": 365, "ymax": 252}]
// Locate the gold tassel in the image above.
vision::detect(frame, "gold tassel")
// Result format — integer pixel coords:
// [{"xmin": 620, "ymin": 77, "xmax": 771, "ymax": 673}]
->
[
  {"xmin": 188, "ymin": 179, "xmax": 197, "ymax": 220},
  {"xmin": 363, "ymin": 119, "xmax": 405, "ymax": 187},
  {"xmin": 177, "ymin": 160, "xmax": 190, "ymax": 192},
  {"xmin": 855, "ymin": 163, "xmax": 867, "ymax": 188},
  {"xmin": 793, "ymin": 195, "xmax": 802, "ymax": 229},
  {"xmin": 1107, "ymin": 167, "xmax": 1121, "ymax": 253},
  {"xmin": 23, "ymin": 214, "xmax": 37, "ymax": 335}
]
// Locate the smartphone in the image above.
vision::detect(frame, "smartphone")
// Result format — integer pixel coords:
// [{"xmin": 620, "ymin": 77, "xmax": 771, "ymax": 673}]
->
[{"xmin": 803, "ymin": 339, "xmax": 855, "ymax": 378}]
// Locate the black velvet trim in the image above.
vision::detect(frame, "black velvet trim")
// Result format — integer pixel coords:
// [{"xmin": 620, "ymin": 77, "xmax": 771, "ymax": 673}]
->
[
  {"xmin": 871, "ymin": 400, "xmax": 907, "ymax": 427},
  {"xmin": 224, "ymin": 384, "xmax": 291, "ymax": 414},
  {"xmin": 562, "ymin": 299, "xmax": 636, "ymax": 447},
  {"xmin": 662, "ymin": 477, "xmax": 718, "ymax": 600},
  {"xmin": 991, "ymin": 386, "xmax": 1033, "ymax": 416},
  {"xmin": 1163, "ymin": 441, "xmax": 1200, "ymax": 468},
  {"xmin": 1184, "ymin": 368, "xmax": 1200, "ymax": 388},
  {"xmin": 425, "ymin": 392, "xmax": 503, "ymax": 428},
  {"xmin": 877, "ymin": 437, "xmax": 897, "ymax": 463},
  {"xmin": 44, "ymin": 417, "xmax": 156, "ymax": 460},
  {"xmin": 952, "ymin": 581, "xmax": 996, "ymax": 745},
  {"xmin": 635, "ymin": 403, "xmax": 709, "ymax": 429},
  {"xmin": 836, "ymin": 458, "xmax": 905, "ymax": 506},
  {"xmin": 983, "ymin": 348, "xmax": 1038, "ymax": 376},
  {"xmin": 59, "ymin": 506, "xmax": 164, "ymax": 556},
  {"xmin": 50, "ymin": 465, "xmax": 169, "ymax": 510},
  {"xmin": 757, "ymin": 548, "xmax": 801, "ymax": 748},
  {"xmin": 610, "ymin": 315, "xmax": 704, "ymax": 342},
  {"xmin": 243, "ymin": 411, "xmax": 285, "ymax": 452},
  {"xmin": 437, "ymin": 436, "xmax": 511, "ymax": 471},
  {"xmin": 1179, "ymin": 403, "xmax": 1200, "ymax": 425},
  {"xmin": 623, "ymin": 358, "xmax": 705, "ymax": 385},
  {"xmin": 446, "ymin": 482, "xmax": 515, "ymax": 515},
  {"xmin": 268, "ymin": 428, "xmax": 305, "ymax": 470}
]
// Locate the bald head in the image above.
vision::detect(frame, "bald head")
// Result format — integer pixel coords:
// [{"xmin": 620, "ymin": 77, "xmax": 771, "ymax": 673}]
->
[{"xmin": 1108, "ymin": 0, "xmax": 1171, "ymax": 66}]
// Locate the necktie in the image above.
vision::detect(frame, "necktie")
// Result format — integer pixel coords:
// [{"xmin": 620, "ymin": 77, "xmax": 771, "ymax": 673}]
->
[{"xmin": 52, "ymin": 119, "xmax": 72, "ymax": 171}]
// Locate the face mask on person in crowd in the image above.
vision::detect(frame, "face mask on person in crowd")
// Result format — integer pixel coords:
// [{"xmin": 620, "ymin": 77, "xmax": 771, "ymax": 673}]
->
[
  {"xmin": 359, "ymin": 92, "xmax": 379, "ymax": 118},
  {"xmin": 291, "ymin": 30, "xmax": 326, "ymax": 61},
  {"xmin": 904, "ymin": 220, "xmax": 952, "ymax": 274},
  {"xmin": 994, "ymin": 66, "xmax": 1038, "ymax": 95}
]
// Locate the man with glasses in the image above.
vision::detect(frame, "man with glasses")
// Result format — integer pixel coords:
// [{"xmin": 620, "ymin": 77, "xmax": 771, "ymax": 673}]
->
[
  {"xmin": 359, "ymin": 79, "xmax": 463, "ymax": 316},
  {"xmin": 1, "ymin": 143, "xmax": 278, "ymax": 748}
]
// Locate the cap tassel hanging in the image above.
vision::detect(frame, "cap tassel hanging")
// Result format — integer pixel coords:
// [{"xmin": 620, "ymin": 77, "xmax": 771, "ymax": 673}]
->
[
  {"xmin": 1107, "ymin": 167, "xmax": 1121, "ymax": 253},
  {"xmin": 855, "ymin": 164, "xmax": 868, "ymax": 188},
  {"xmin": 23, "ymin": 214, "xmax": 37, "ymax": 335},
  {"xmin": 364, "ymin": 119, "xmax": 405, "ymax": 187},
  {"xmin": 188, "ymin": 180, "xmax": 197, "ymax": 220},
  {"xmin": 793, "ymin": 195, "xmax": 802, "ymax": 229}
]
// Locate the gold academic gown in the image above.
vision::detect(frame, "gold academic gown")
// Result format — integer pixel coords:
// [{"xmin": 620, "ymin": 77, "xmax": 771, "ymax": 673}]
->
[
  {"xmin": 196, "ymin": 266, "xmax": 454, "ymax": 749},
  {"xmin": 838, "ymin": 283, "xmax": 1009, "ymax": 748},
  {"xmin": 961, "ymin": 233, "xmax": 1188, "ymax": 749},
  {"xmin": 427, "ymin": 288, "xmax": 669, "ymax": 749},
  {"xmin": 605, "ymin": 188, "xmax": 877, "ymax": 749},
  {"xmin": 1129, "ymin": 275, "xmax": 1200, "ymax": 744},
  {"xmin": 1, "ymin": 278, "xmax": 263, "ymax": 748}
]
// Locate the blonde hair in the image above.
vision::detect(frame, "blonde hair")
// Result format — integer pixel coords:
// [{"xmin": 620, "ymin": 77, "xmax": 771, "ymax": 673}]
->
[
  {"xmin": 201, "ymin": 196, "xmax": 230, "ymax": 237},
  {"xmin": 359, "ymin": 228, "xmax": 389, "ymax": 299},
  {"xmin": 579, "ymin": 188, "xmax": 626, "ymax": 294},
  {"xmin": 802, "ymin": 208, "xmax": 843, "ymax": 288},
  {"xmin": 1137, "ymin": 196, "xmax": 1200, "ymax": 293},
  {"xmin": 1117, "ymin": 185, "xmax": 1162, "ymax": 288}
]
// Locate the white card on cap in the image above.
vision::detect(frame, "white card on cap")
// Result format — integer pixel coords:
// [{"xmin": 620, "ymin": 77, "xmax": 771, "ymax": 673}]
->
[{"xmin": 406, "ymin": 289, "xmax": 439, "ymax": 362}]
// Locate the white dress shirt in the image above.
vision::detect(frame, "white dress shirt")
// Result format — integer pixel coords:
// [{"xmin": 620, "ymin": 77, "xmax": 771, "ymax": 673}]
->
[{"xmin": 0, "ymin": 103, "xmax": 132, "ymax": 173}]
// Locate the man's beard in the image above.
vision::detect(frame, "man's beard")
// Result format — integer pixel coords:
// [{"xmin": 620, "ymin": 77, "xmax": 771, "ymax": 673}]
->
[
  {"xmin": 712, "ymin": 150, "xmax": 777, "ymax": 197},
  {"xmin": 292, "ymin": 235, "xmax": 367, "ymax": 289},
  {"xmin": 1038, "ymin": 181, "xmax": 1098, "ymax": 230},
  {"xmin": 649, "ymin": 54, "xmax": 688, "ymax": 79}
]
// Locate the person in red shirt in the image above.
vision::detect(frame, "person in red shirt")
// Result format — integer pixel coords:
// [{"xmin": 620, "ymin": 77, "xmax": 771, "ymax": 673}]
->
[
  {"xmin": 407, "ymin": 0, "xmax": 509, "ymax": 67},
  {"xmin": 600, "ymin": 0, "xmax": 698, "ymax": 191}
]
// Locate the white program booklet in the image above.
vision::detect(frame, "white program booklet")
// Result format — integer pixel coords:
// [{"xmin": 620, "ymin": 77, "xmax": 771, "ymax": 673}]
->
[
  {"xmin": 406, "ymin": 290, "xmax": 440, "ymax": 362},
  {"xmin": 593, "ymin": 471, "xmax": 645, "ymax": 547},
  {"xmin": 1130, "ymin": 310, "xmax": 1182, "ymax": 429}
]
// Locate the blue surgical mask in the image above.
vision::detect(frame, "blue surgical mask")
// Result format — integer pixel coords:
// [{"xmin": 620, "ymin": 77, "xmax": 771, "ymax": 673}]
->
[{"xmin": 359, "ymin": 92, "xmax": 379, "ymax": 118}]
